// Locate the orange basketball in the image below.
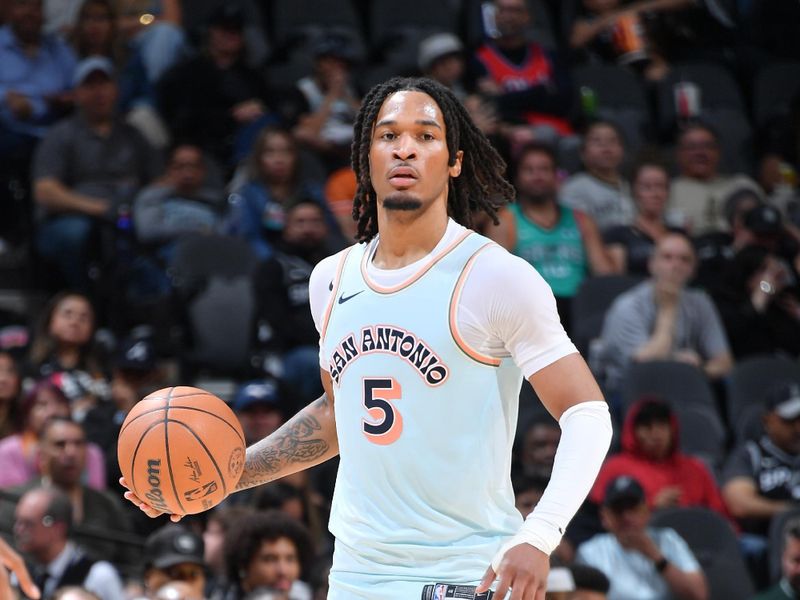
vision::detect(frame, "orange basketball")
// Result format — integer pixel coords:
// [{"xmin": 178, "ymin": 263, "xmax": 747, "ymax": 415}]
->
[{"xmin": 117, "ymin": 386, "xmax": 246, "ymax": 516}]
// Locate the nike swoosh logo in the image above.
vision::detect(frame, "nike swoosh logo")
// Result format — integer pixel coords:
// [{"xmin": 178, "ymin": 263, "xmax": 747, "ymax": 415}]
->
[{"xmin": 338, "ymin": 290, "xmax": 364, "ymax": 304}]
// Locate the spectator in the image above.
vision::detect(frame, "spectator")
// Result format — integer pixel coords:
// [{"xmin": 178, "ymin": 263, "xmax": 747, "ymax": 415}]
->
[
  {"xmin": 589, "ymin": 396, "xmax": 728, "ymax": 516},
  {"xmin": 0, "ymin": 0, "xmax": 76, "ymax": 158},
  {"xmin": 0, "ymin": 379, "xmax": 105, "ymax": 489},
  {"xmin": 142, "ymin": 524, "xmax": 207, "ymax": 600},
  {"xmin": 712, "ymin": 245, "xmax": 800, "ymax": 360},
  {"xmin": 32, "ymin": 56, "xmax": 161, "ymax": 289},
  {"xmin": 224, "ymin": 511, "xmax": 313, "ymax": 600},
  {"xmin": 569, "ymin": 563, "xmax": 611, "ymax": 599},
  {"xmin": 156, "ymin": 4, "xmax": 273, "ymax": 167},
  {"xmin": 668, "ymin": 122, "xmax": 761, "ymax": 235},
  {"xmin": 0, "ymin": 417, "xmax": 131, "ymax": 562},
  {"xmin": 12, "ymin": 487, "xmax": 124, "ymax": 600},
  {"xmin": 418, "ymin": 32, "xmax": 468, "ymax": 100},
  {"xmin": 82, "ymin": 333, "xmax": 164, "ymax": 496},
  {"xmin": 692, "ymin": 188, "xmax": 767, "ymax": 293},
  {"xmin": 512, "ymin": 473, "xmax": 574, "ymax": 564},
  {"xmin": 226, "ymin": 127, "xmax": 328, "ymax": 261},
  {"xmin": 722, "ymin": 382, "xmax": 800, "ymax": 537},
  {"xmin": 28, "ymin": 292, "xmax": 105, "ymax": 382},
  {"xmin": 232, "ymin": 379, "xmax": 288, "ymax": 447},
  {"xmin": 489, "ymin": 142, "xmax": 614, "ymax": 330},
  {"xmin": 753, "ymin": 519, "xmax": 800, "ymax": 600},
  {"xmin": 253, "ymin": 201, "xmax": 332, "ymax": 399},
  {"xmin": 469, "ymin": 0, "xmax": 573, "ymax": 151},
  {"xmin": 27, "ymin": 291, "xmax": 109, "ymax": 422},
  {"xmin": 513, "ymin": 474, "xmax": 549, "ymax": 518},
  {"xmin": 598, "ymin": 231, "xmax": 732, "ymax": 395},
  {"xmin": 516, "ymin": 412, "xmax": 561, "ymax": 480},
  {"xmin": 568, "ymin": 0, "xmax": 692, "ymax": 80},
  {"xmin": 576, "ymin": 475, "xmax": 708, "ymax": 600},
  {"xmin": 0, "ymin": 350, "xmax": 21, "ymax": 439},
  {"xmin": 605, "ymin": 161, "xmax": 675, "ymax": 275},
  {"xmin": 204, "ymin": 506, "xmax": 256, "ymax": 598},
  {"xmin": 290, "ymin": 33, "xmax": 361, "ymax": 170},
  {"xmin": 69, "ymin": 0, "xmax": 118, "ymax": 61},
  {"xmin": 134, "ymin": 143, "xmax": 226, "ymax": 247},
  {"xmin": 561, "ymin": 120, "xmax": 636, "ymax": 231}
]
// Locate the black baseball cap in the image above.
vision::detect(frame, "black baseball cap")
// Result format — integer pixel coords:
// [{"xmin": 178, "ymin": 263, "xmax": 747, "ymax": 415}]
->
[
  {"xmin": 208, "ymin": 4, "xmax": 244, "ymax": 30},
  {"xmin": 744, "ymin": 204, "xmax": 782, "ymax": 236},
  {"xmin": 144, "ymin": 524, "xmax": 205, "ymax": 570},
  {"xmin": 603, "ymin": 476, "xmax": 645, "ymax": 510},
  {"xmin": 114, "ymin": 336, "xmax": 156, "ymax": 372},
  {"xmin": 766, "ymin": 382, "xmax": 800, "ymax": 420}
]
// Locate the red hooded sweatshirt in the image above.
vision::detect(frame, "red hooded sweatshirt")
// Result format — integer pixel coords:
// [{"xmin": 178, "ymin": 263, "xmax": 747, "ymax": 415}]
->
[{"xmin": 589, "ymin": 399, "xmax": 729, "ymax": 517}]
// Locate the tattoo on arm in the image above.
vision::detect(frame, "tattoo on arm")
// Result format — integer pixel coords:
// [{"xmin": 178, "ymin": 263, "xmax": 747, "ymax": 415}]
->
[{"xmin": 236, "ymin": 395, "xmax": 333, "ymax": 491}]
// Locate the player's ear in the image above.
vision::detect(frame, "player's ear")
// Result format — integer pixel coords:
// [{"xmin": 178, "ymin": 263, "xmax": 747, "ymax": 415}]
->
[{"xmin": 449, "ymin": 150, "xmax": 463, "ymax": 178}]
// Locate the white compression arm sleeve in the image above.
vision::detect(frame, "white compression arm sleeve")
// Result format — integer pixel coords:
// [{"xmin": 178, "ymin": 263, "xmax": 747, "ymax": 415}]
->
[{"xmin": 492, "ymin": 400, "xmax": 613, "ymax": 570}]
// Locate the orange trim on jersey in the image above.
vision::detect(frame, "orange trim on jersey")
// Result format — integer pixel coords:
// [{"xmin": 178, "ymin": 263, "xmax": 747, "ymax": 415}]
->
[
  {"xmin": 449, "ymin": 242, "xmax": 502, "ymax": 367},
  {"xmin": 320, "ymin": 247, "xmax": 354, "ymax": 340},
  {"xmin": 361, "ymin": 229, "xmax": 473, "ymax": 294}
]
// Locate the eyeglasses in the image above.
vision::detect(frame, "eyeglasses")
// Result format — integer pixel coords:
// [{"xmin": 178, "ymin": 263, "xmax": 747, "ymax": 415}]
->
[
  {"xmin": 164, "ymin": 564, "xmax": 204, "ymax": 581},
  {"xmin": 15, "ymin": 515, "xmax": 54, "ymax": 529}
]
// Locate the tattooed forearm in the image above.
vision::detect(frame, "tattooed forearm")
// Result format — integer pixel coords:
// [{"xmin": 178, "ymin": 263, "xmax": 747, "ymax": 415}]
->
[{"xmin": 235, "ymin": 395, "xmax": 338, "ymax": 491}]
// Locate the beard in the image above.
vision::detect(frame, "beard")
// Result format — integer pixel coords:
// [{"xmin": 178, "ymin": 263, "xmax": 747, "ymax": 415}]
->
[
  {"xmin": 520, "ymin": 192, "xmax": 553, "ymax": 206},
  {"xmin": 382, "ymin": 193, "xmax": 423, "ymax": 212}
]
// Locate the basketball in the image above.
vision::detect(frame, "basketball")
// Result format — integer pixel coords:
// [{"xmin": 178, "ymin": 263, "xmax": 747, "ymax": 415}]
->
[{"xmin": 117, "ymin": 386, "xmax": 246, "ymax": 515}]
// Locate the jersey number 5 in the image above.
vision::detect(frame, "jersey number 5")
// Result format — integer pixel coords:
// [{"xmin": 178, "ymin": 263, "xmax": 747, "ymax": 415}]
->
[{"xmin": 362, "ymin": 377, "xmax": 402, "ymax": 445}]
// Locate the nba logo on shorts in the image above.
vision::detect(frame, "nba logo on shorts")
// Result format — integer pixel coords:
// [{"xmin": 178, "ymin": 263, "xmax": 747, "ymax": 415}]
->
[{"xmin": 434, "ymin": 584, "xmax": 447, "ymax": 600}]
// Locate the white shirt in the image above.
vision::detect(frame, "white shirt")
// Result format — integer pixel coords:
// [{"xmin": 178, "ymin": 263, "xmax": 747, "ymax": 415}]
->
[
  {"xmin": 40, "ymin": 542, "xmax": 124, "ymax": 600},
  {"xmin": 309, "ymin": 219, "xmax": 577, "ymax": 379}
]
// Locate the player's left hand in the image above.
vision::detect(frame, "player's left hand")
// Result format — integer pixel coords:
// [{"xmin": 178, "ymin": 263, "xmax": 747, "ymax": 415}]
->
[{"xmin": 476, "ymin": 543, "xmax": 548, "ymax": 600}]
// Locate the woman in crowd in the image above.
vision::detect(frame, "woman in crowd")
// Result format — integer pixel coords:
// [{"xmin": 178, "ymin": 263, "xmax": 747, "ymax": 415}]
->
[
  {"xmin": 0, "ymin": 376, "xmax": 106, "ymax": 489},
  {"xmin": 0, "ymin": 351, "xmax": 21, "ymax": 440},
  {"xmin": 604, "ymin": 161, "xmax": 675, "ymax": 275},
  {"xmin": 226, "ymin": 127, "xmax": 329, "ymax": 260},
  {"xmin": 27, "ymin": 292, "xmax": 109, "ymax": 421}
]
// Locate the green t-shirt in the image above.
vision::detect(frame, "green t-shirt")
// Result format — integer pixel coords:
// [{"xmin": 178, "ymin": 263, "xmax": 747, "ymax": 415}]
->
[{"xmin": 509, "ymin": 203, "xmax": 587, "ymax": 298}]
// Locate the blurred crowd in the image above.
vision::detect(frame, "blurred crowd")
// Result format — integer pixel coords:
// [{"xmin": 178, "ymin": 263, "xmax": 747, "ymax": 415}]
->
[{"xmin": 1, "ymin": 0, "xmax": 800, "ymax": 598}]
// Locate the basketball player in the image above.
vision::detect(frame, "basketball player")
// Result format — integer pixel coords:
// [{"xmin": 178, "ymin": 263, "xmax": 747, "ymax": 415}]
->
[{"xmin": 123, "ymin": 77, "xmax": 613, "ymax": 599}]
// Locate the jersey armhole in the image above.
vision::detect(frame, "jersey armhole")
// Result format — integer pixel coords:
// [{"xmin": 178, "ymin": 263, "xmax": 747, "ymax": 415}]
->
[
  {"xmin": 448, "ymin": 242, "xmax": 502, "ymax": 367},
  {"xmin": 320, "ymin": 247, "xmax": 353, "ymax": 341}
]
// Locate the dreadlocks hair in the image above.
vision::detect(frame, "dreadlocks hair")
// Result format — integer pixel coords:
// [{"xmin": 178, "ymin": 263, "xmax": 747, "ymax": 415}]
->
[{"xmin": 350, "ymin": 77, "xmax": 515, "ymax": 242}]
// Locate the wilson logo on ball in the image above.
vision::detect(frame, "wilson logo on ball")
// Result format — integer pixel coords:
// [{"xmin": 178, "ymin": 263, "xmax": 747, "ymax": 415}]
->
[{"xmin": 145, "ymin": 459, "xmax": 170, "ymax": 512}]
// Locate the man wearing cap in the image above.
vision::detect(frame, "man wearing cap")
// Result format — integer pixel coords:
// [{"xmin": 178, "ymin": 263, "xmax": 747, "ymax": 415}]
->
[
  {"xmin": 33, "ymin": 54, "xmax": 161, "ymax": 288},
  {"xmin": 722, "ymin": 382, "xmax": 800, "ymax": 537},
  {"xmin": 418, "ymin": 33, "xmax": 467, "ymax": 99},
  {"xmin": 83, "ymin": 334, "xmax": 165, "ymax": 509},
  {"xmin": 576, "ymin": 476, "xmax": 707, "ymax": 600},
  {"xmin": 291, "ymin": 33, "xmax": 361, "ymax": 168},
  {"xmin": 233, "ymin": 379, "xmax": 288, "ymax": 447},
  {"xmin": 142, "ymin": 524, "xmax": 207, "ymax": 599}
]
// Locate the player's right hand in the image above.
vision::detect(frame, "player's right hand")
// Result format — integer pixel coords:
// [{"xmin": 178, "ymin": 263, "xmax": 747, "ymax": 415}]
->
[
  {"xmin": 0, "ymin": 536, "xmax": 40, "ymax": 599},
  {"xmin": 119, "ymin": 477, "xmax": 182, "ymax": 522}
]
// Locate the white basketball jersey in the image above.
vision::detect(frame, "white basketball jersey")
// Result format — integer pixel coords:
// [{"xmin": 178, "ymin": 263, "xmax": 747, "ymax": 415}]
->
[{"xmin": 321, "ymin": 230, "xmax": 524, "ymax": 597}]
